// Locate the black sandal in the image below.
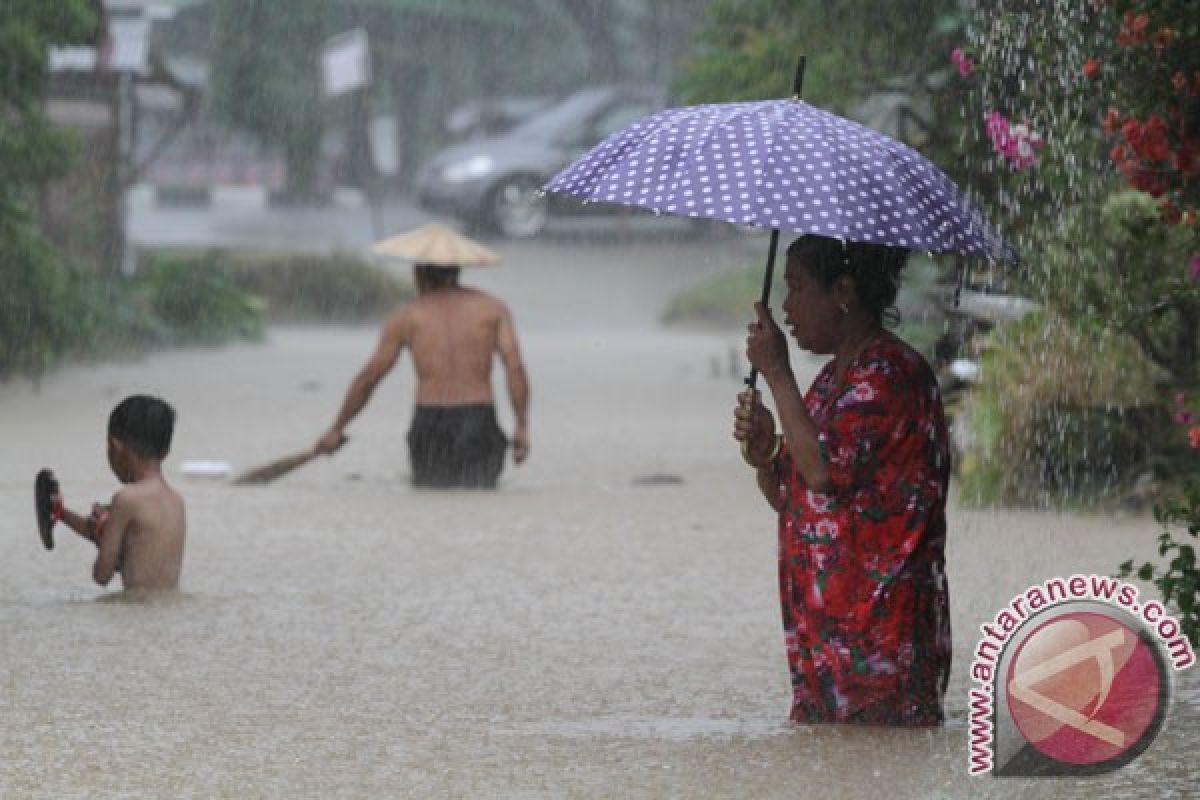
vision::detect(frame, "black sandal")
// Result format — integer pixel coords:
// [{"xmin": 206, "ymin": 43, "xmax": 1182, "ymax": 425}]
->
[{"xmin": 35, "ymin": 469, "xmax": 60, "ymax": 551}]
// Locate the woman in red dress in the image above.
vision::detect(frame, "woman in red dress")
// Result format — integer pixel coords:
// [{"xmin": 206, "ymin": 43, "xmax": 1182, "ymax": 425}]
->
[{"xmin": 733, "ymin": 235, "xmax": 951, "ymax": 726}]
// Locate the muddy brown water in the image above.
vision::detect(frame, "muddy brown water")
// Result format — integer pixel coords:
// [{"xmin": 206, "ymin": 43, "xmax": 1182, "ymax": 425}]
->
[{"xmin": 2, "ymin": 237, "xmax": 1196, "ymax": 798}]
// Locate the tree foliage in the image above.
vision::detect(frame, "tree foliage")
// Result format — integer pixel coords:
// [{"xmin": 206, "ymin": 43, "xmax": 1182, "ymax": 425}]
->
[
  {"xmin": 951, "ymin": 1, "xmax": 1200, "ymax": 514},
  {"xmin": 209, "ymin": 0, "xmax": 327, "ymax": 201},
  {"xmin": 204, "ymin": 0, "xmax": 703, "ymax": 199},
  {"xmin": 673, "ymin": 0, "xmax": 966, "ymax": 183},
  {"xmin": 959, "ymin": 0, "xmax": 1199, "ymax": 383},
  {"xmin": 0, "ymin": 0, "xmax": 100, "ymax": 378},
  {"xmin": 675, "ymin": 0, "xmax": 961, "ymax": 109}
]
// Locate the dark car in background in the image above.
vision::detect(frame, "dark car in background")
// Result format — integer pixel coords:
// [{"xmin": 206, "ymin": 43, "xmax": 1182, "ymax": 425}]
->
[{"xmin": 415, "ymin": 85, "xmax": 666, "ymax": 238}]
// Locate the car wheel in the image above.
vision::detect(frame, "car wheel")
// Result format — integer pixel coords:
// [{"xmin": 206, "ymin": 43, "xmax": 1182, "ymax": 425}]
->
[{"xmin": 487, "ymin": 176, "xmax": 548, "ymax": 238}]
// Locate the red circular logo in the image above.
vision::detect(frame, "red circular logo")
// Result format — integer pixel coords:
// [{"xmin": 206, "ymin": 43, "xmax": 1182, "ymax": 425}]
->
[{"xmin": 1005, "ymin": 611, "xmax": 1165, "ymax": 766}]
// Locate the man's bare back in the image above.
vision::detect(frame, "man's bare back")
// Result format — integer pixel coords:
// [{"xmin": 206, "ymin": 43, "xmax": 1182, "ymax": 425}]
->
[{"xmin": 405, "ymin": 287, "xmax": 508, "ymax": 406}]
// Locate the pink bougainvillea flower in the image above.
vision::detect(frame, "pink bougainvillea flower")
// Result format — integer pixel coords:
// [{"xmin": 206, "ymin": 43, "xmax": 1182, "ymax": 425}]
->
[
  {"xmin": 984, "ymin": 111, "xmax": 1045, "ymax": 170},
  {"xmin": 951, "ymin": 47, "xmax": 973, "ymax": 78},
  {"xmin": 1176, "ymin": 411, "xmax": 1195, "ymax": 425}
]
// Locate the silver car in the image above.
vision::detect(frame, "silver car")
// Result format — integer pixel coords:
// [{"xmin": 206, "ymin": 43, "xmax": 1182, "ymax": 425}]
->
[{"xmin": 415, "ymin": 85, "xmax": 666, "ymax": 238}]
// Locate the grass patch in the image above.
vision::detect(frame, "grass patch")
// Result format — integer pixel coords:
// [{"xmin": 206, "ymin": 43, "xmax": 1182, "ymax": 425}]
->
[
  {"xmin": 661, "ymin": 264, "xmax": 784, "ymax": 329},
  {"xmin": 662, "ymin": 255, "xmax": 945, "ymax": 359}
]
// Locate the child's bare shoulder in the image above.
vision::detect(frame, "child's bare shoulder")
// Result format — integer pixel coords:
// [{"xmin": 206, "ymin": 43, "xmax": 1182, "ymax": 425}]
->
[{"xmin": 112, "ymin": 479, "xmax": 184, "ymax": 512}]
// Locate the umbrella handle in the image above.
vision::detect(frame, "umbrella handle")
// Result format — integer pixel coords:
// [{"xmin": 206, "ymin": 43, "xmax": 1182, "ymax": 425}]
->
[
  {"xmin": 738, "ymin": 391, "xmax": 783, "ymax": 467},
  {"xmin": 739, "ymin": 393, "xmax": 758, "ymax": 467},
  {"xmin": 744, "ymin": 228, "xmax": 782, "ymax": 391}
]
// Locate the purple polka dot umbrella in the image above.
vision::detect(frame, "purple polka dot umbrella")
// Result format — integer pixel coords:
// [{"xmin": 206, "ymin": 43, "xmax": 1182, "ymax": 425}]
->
[
  {"xmin": 544, "ymin": 97, "xmax": 1014, "ymax": 262},
  {"xmin": 546, "ymin": 58, "xmax": 1014, "ymax": 404}
]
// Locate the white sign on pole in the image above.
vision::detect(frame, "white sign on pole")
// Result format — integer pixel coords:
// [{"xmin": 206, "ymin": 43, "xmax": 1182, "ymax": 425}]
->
[{"xmin": 321, "ymin": 29, "xmax": 370, "ymax": 96}]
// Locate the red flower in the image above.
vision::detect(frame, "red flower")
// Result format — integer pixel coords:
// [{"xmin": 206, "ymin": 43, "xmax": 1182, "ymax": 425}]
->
[
  {"xmin": 1189, "ymin": 426, "xmax": 1200, "ymax": 449},
  {"xmin": 1172, "ymin": 71, "xmax": 1188, "ymax": 94},
  {"xmin": 1103, "ymin": 107, "xmax": 1121, "ymax": 135},
  {"xmin": 1122, "ymin": 118, "xmax": 1144, "ymax": 148},
  {"xmin": 1083, "ymin": 58, "xmax": 1101, "ymax": 79},
  {"xmin": 1120, "ymin": 161, "xmax": 1168, "ymax": 196},
  {"xmin": 1160, "ymin": 198, "xmax": 1182, "ymax": 224},
  {"xmin": 1142, "ymin": 115, "xmax": 1171, "ymax": 162},
  {"xmin": 1118, "ymin": 12, "xmax": 1150, "ymax": 47},
  {"xmin": 1152, "ymin": 27, "xmax": 1176, "ymax": 52},
  {"xmin": 1125, "ymin": 115, "xmax": 1171, "ymax": 163},
  {"xmin": 1173, "ymin": 138, "xmax": 1200, "ymax": 178}
]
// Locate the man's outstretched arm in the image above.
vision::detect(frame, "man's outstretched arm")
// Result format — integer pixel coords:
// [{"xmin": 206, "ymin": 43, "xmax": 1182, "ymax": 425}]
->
[
  {"xmin": 317, "ymin": 310, "xmax": 408, "ymax": 453},
  {"xmin": 497, "ymin": 306, "xmax": 530, "ymax": 464}
]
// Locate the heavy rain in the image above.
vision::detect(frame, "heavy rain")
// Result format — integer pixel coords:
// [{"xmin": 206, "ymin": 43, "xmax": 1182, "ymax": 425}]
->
[{"xmin": 2, "ymin": 1, "xmax": 1198, "ymax": 797}]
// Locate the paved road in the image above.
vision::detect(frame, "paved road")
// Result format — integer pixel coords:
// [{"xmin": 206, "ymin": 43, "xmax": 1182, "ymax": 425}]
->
[{"xmin": 127, "ymin": 184, "xmax": 728, "ymax": 255}]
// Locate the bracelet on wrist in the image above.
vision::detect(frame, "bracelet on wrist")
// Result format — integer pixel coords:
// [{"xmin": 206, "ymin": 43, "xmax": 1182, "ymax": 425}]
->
[
  {"xmin": 764, "ymin": 433, "xmax": 783, "ymax": 464},
  {"xmin": 741, "ymin": 433, "xmax": 783, "ymax": 468}
]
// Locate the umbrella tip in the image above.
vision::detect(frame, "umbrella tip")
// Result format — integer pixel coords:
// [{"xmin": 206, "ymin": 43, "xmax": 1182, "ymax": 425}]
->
[{"xmin": 792, "ymin": 55, "xmax": 807, "ymax": 97}]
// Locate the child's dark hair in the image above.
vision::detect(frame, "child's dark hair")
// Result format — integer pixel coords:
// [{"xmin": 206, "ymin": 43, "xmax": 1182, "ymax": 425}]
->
[
  {"xmin": 787, "ymin": 235, "xmax": 909, "ymax": 326},
  {"xmin": 108, "ymin": 395, "xmax": 176, "ymax": 459}
]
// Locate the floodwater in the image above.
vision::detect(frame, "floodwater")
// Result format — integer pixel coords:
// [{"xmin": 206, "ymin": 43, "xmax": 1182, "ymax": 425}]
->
[{"xmin": 1, "ymin": 235, "xmax": 1196, "ymax": 798}]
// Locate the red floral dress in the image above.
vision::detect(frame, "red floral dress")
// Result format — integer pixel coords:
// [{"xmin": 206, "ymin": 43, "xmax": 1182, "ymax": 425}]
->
[{"xmin": 774, "ymin": 332, "xmax": 951, "ymax": 726}]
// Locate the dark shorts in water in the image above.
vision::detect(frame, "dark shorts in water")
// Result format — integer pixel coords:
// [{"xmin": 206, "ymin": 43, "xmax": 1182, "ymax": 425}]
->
[{"xmin": 407, "ymin": 404, "xmax": 508, "ymax": 489}]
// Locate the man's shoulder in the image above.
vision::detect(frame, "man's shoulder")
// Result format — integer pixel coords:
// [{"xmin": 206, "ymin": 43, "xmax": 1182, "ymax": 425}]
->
[
  {"xmin": 418, "ymin": 287, "xmax": 509, "ymax": 315},
  {"xmin": 458, "ymin": 286, "xmax": 506, "ymax": 306}
]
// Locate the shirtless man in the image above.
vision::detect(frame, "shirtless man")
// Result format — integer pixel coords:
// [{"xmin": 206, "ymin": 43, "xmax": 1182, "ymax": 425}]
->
[
  {"xmin": 51, "ymin": 395, "xmax": 186, "ymax": 591},
  {"xmin": 316, "ymin": 263, "xmax": 530, "ymax": 488}
]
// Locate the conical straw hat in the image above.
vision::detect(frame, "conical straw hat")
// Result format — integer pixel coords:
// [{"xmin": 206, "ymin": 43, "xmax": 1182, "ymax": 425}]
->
[{"xmin": 372, "ymin": 222, "xmax": 499, "ymax": 267}]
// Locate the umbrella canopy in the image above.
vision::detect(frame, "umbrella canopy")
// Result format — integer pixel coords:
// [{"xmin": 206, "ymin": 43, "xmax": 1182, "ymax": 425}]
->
[
  {"xmin": 372, "ymin": 222, "xmax": 500, "ymax": 267},
  {"xmin": 545, "ymin": 98, "xmax": 1014, "ymax": 262}
]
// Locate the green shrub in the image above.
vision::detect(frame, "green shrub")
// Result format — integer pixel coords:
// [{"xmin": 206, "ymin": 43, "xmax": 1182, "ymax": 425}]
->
[
  {"xmin": 222, "ymin": 251, "xmax": 415, "ymax": 322},
  {"xmin": 957, "ymin": 311, "xmax": 1166, "ymax": 508},
  {"xmin": 133, "ymin": 252, "xmax": 264, "ymax": 346},
  {"xmin": 1120, "ymin": 481, "xmax": 1200, "ymax": 648},
  {"xmin": 0, "ymin": 211, "xmax": 102, "ymax": 380}
]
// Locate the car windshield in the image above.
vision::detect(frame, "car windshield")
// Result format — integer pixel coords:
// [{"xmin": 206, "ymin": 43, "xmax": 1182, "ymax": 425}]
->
[{"xmin": 505, "ymin": 88, "xmax": 622, "ymax": 141}]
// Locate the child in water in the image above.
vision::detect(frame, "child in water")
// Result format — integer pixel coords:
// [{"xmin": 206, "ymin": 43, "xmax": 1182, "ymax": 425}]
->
[{"xmin": 41, "ymin": 395, "xmax": 186, "ymax": 592}]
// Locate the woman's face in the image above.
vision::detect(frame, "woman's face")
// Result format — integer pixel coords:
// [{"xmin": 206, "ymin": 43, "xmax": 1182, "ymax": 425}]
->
[{"xmin": 780, "ymin": 256, "xmax": 841, "ymax": 355}]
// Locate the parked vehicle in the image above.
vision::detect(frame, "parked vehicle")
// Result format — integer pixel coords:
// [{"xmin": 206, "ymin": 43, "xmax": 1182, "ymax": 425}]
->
[
  {"xmin": 442, "ymin": 95, "xmax": 555, "ymax": 143},
  {"xmin": 415, "ymin": 85, "xmax": 666, "ymax": 238}
]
